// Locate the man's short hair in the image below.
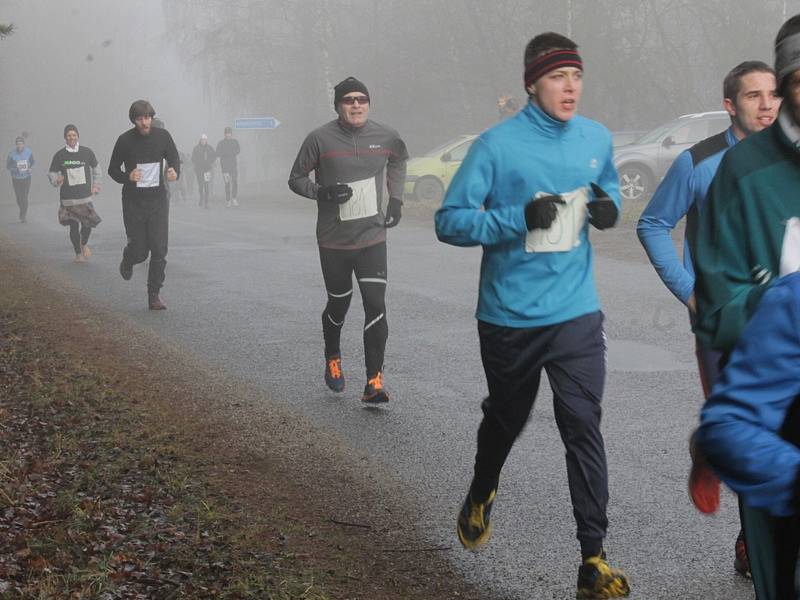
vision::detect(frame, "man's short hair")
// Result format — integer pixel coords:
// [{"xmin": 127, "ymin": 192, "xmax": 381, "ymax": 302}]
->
[
  {"xmin": 776, "ymin": 14, "xmax": 800, "ymax": 96},
  {"xmin": 524, "ymin": 32, "xmax": 578, "ymax": 69},
  {"xmin": 723, "ymin": 61, "xmax": 775, "ymax": 101},
  {"xmin": 128, "ymin": 99, "xmax": 156, "ymax": 124}
]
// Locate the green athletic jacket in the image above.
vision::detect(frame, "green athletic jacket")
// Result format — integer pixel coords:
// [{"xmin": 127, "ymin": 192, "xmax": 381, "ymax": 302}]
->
[{"xmin": 693, "ymin": 108, "xmax": 800, "ymax": 352}]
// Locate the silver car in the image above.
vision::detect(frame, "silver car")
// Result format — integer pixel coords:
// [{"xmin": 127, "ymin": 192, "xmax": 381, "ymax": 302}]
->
[{"xmin": 613, "ymin": 111, "xmax": 730, "ymax": 202}]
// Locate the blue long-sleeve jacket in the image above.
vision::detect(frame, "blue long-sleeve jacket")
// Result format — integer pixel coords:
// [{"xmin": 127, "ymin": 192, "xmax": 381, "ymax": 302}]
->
[
  {"xmin": 6, "ymin": 147, "xmax": 34, "ymax": 179},
  {"xmin": 434, "ymin": 100, "xmax": 620, "ymax": 327},
  {"xmin": 637, "ymin": 128, "xmax": 737, "ymax": 305},
  {"xmin": 696, "ymin": 271, "xmax": 800, "ymax": 517}
]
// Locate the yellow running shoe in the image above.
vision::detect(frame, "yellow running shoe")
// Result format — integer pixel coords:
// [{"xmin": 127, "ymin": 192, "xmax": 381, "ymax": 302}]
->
[
  {"xmin": 576, "ymin": 554, "xmax": 630, "ymax": 599},
  {"xmin": 456, "ymin": 489, "xmax": 496, "ymax": 550}
]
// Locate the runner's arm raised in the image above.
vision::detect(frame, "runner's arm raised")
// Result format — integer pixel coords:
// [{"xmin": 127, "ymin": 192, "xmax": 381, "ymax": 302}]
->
[{"xmin": 435, "ymin": 137, "xmax": 527, "ymax": 247}]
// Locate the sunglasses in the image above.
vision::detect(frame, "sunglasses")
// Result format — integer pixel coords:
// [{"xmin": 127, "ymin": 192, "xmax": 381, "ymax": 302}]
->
[{"xmin": 340, "ymin": 96, "xmax": 370, "ymax": 106}]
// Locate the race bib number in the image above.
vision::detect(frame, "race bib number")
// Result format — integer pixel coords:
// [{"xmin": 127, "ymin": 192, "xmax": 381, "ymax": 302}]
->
[
  {"xmin": 16, "ymin": 160, "xmax": 28, "ymax": 173},
  {"xmin": 136, "ymin": 162, "xmax": 161, "ymax": 188},
  {"xmin": 525, "ymin": 187, "xmax": 589, "ymax": 253},
  {"xmin": 223, "ymin": 172, "xmax": 231, "ymax": 183},
  {"xmin": 66, "ymin": 166, "xmax": 87, "ymax": 186},
  {"xmin": 339, "ymin": 176, "xmax": 378, "ymax": 222},
  {"xmin": 203, "ymin": 171, "xmax": 212, "ymax": 182}
]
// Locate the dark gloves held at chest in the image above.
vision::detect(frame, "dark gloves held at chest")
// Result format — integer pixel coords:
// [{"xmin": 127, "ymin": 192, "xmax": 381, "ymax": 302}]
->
[
  {"xmin": 587, "ymin": 183, "xmax": 618, "ymax": 230},
  {"xmin": 524, "ymin": 195, "xmax": 565, "ymax": 231},
  {"xmin": 319, "ymin": 183, "xmax": 353, "ymax": 204},
  {"xmin": 384, "ymin": 197, "xmax": 403, "ymax": 228}
]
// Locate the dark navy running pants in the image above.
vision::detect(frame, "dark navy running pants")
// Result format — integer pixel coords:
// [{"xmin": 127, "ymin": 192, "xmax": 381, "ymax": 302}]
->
[
  {"xmin": 471, "ymin": 311, "xmax": 608, "ymax": 554},
  {"xmin": 318, "ymin": 242, "xmax": 388, "ymax": 379}
]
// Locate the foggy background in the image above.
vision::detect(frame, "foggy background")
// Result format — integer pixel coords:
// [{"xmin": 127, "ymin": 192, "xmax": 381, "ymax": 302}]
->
[{"xmin": 2, "ymin": 0, "xmax": 798, "ymax": 193}]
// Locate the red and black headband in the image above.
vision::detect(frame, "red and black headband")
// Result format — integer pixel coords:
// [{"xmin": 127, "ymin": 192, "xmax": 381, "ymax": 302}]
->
[{"xmin": 524, "ymin": 49, "xmax": 583, "ymax": 89}]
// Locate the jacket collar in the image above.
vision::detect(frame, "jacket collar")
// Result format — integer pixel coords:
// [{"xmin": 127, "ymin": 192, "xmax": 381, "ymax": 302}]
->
[
  {"xmin": 337, "ymin": 118, "xmax": 369, "ymax": 135},
  {"xmin": 520, "ymin": 99, "xmax": 575, "ymax": 138}
]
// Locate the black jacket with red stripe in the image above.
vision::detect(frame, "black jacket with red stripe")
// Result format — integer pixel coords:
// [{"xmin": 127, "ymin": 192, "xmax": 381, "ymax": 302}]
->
[{"xmin": 288, "ymin": 118, "xmax": 408, "ymax": 249}]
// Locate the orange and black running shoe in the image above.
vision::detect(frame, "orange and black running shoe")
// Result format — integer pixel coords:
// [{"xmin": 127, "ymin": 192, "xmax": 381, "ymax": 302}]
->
[
  {"xmin": 361, "ymin": 371, "xmax": 389, "ymax": 404},
  {"xmin": 325, "ymin": 356, "xmax": 345, "ymax": 392}
]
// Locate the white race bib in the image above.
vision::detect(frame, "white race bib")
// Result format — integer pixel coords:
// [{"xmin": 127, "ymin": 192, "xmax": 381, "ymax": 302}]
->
[
  {"xmin": 223, "ymin": 172, "xmax": 231, "ymax": 183},
  {"xmin": 525, "ymin": 187, "xmax": 589, "ymax": 253},
  {"xmin": 339, "ymin": 176, "xmax": 378, "ymax": 222},
  {"xmin": 16, "ymin": 160, "xmax": 28, "ymax": 172},
  {"xmin": 203, "ymin": 171, "xmax": 212, "ymax": 182},
  {"xmin": 136, "ymin": 162, "xmax": 161, "ymax": 188},
  {"xmin": 66, "ymin": 166, "xmax": 86, "ymax": 186},
  {"xmin": 780, "ymin": 217, "xmax": 800, "ymax": 277}
]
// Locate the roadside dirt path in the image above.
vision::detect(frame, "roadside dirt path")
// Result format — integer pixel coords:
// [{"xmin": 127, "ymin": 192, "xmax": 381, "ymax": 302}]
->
[{"xmin": 0, "ymin": 236, "xmax": 489, "ymax": 599}]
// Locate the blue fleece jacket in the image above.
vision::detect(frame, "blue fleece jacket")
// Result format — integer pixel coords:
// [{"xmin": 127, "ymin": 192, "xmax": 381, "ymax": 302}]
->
[
  {"xmin": 696, "ymin": 271, "xmax": 800, "ymax": 517},
  {"xmin": 637, "ymin": 128, "xmax": 737, "ymax": 305},
  {"xmin": 6, "ymin": 147, "xmax": 34, "ymax": 179},
  {"xmin": 434, "ymin": 100, "xmax": 619, "ymax": 327}
]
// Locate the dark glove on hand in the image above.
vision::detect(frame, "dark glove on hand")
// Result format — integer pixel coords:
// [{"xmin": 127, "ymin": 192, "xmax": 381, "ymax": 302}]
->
[
  {"xmin": 587, "ymin": 183, "xmax": 618, "ymax": 230},
  {"xmin": 384, "ymin": 197, "xmax": 403, "ymax": 228},
  {"xmin": 319, "ymin": 183, "xmax": 353, "ymax": 204},
  {"xmin": 524, "ymin": 195, "xmax": 565, "ymax": 231}
]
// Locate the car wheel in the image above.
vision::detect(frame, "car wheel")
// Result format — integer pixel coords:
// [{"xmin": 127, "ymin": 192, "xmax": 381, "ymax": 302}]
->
[
  {"xmin": 618, "ymin": 165, "xmax": 653, "ymax": 202},
  {"xmin": 414, "ymin": 177, "xmax": 445, "ymax": 204}
]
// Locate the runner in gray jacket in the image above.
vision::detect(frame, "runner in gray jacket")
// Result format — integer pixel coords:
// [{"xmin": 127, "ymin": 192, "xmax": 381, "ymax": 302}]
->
[{"xmin": 288, "ymin": 76, "xmax": 408, "ymax": 404}]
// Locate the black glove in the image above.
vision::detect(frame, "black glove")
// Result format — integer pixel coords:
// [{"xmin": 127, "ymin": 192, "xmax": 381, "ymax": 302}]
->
[
  {"xmin": 318, "ymin": 183, "xmax": 353, "ymax": 204},
  {"xmin": 384, "ymin": 197, "xmax": 402, "ymax": 228},
  {"xmin": 587, "ymin": 183, "xmax": 618, "ymax": 230},
  {"xmin": 524, "ymin": 195, "xmax": 565, "ymax": 231}
]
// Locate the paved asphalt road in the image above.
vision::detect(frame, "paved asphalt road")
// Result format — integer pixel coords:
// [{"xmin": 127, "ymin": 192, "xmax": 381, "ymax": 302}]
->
[{"xmin": 1, "ymin": 186, "xmax": 755, "ymax": 600}]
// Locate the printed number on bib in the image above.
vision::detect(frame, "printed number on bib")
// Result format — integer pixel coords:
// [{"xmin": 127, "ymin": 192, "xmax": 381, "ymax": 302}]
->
[
  {"xmin": 339, "ymin": 176, "xmax": 378, "ymax": 222},
  {"xmin": 66, "ymin": 166, "xmax": 87, "ymax": 187},
  {"xmin": 136, "ymin": 162, "xmax": 161, "ymax": 188},
  {"xmin": 525, "ymin": 187, "xmax": 589, "ymax": 253},
  {"xmin": 203, "ymin": 171, "xmax": 212, "ymax": 182},
  {"xmin": 16, "ymin": 160, "xmax": 28, "ymax": 172}
]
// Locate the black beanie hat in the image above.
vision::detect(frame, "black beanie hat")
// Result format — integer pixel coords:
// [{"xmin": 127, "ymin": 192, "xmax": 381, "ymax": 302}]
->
[
  {"xmin": 64, "ymin": 124, "xmax": 79, "ymax": 138},
  {"xmin": 129, "ymin": 99, "xmax": 156, "ymax": 123},
  {"xmin": 333, "ymin": 77, "xmax": 369, "ymax": 107}
]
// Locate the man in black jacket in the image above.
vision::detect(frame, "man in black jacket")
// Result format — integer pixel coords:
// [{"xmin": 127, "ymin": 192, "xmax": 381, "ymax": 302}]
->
[
  {"xmin": 108, "ymin": 100, "xmax": 180, "ymax": 310},
  {"xmin": 192, "ymin": 134, "xmax": 216, "ymax": 209},
  {"xmin": 216, "ymin": 126, "xmax": 240, "ymax": 207}
]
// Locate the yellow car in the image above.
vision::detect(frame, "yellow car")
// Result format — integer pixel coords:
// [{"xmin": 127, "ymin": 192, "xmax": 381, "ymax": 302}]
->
[{"xmin": 404, "ymin": 134, "xmax": 477, "ymax": 203}]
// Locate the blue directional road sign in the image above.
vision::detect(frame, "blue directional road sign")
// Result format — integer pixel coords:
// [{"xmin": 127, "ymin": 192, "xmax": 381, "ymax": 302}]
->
[{"xmin": 234, "ymin": 117, "xmax": 281, "ymax": 130}]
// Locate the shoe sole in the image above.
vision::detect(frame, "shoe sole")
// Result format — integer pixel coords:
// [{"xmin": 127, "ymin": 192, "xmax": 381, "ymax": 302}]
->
[
  {"xmin": 361, "ymin": 391, "xmax": 389, "ymax": 404},
  {"xmin": 325, "ymin": 377, "xmax": 345, "ymax": 393},
  {"xmin": 576, "ymin": 576, "xmax": 631, "ymax": 599},
  {"xmin": 457, "ymin": 522, "xmax": 492, "ymax": 550}
]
